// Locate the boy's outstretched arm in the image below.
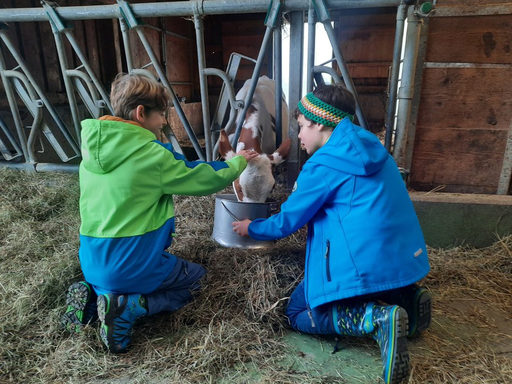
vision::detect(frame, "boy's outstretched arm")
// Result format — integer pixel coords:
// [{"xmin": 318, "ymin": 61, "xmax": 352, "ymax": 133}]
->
[
  {"xmin": 159, "ymin": 145, "xmax": 257, "ymax": 196},
  {"xmin": 232, "ymin": 219, "xmax": 252, "ymax": 237}
]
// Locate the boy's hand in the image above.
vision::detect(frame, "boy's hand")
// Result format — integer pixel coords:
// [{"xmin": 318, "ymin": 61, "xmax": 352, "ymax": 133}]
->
[
  {"xmin": 236, "ymin": 150, "xmax": 259, "ymax": 163},
  {"xmin": 232, "ymin": 219, "xmax": 252, "ymax": 237}
]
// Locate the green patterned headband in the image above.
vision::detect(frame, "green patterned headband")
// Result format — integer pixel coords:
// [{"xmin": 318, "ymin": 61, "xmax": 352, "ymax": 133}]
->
[{"xmin": 297, "ymin": 92, "xmax": 354, "ymax": 127}]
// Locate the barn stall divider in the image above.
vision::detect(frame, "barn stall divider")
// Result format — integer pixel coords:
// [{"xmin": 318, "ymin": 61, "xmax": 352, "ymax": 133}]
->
[{"xmin": 0, "ymin": 0, "xmax": 457, "ymax": 192}]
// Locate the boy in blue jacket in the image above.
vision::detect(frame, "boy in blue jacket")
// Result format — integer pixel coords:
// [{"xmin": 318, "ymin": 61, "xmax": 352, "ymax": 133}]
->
[
  {"xmin": 62, "ymin": 73, "xmax": 258, "ymax": 353},
  {"xmin": 232, "ymin": 83, "xmax": 431, "ymax": 384}
]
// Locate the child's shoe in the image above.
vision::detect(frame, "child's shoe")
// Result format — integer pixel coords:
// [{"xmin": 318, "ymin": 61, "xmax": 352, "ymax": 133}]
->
[
  {"xmin": 97, "ymin": 293, "xmax": 148, "ymax": 353},
  {"xmin": 371, "ymin": 305, "xmax": 410, "ymax": 384},
  {"xmin": 378, "ymin": 284, "xmax": 432, "ymax": 337},
  {"xmin": 405, "ymin": 286, "xmax": 432, "ymax": 337},
  {"xmin": 332, "ymin": 302, "xmax": 410, "ymax": 384},
  {"xmin": 61, "ymin": 281, "xmax": 98, "ymax": 333}
]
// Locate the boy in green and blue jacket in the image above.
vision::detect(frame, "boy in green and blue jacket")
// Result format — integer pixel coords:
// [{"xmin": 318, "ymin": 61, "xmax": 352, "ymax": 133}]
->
[{"xmin": 62, "ymin": 73, "xmax": 257, "ymax": 353}]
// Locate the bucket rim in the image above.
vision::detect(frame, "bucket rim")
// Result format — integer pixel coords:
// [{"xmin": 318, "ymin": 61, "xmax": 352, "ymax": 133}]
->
[{"xmin": 215, "ymin": 194, "xmax": 276, "ymax": 205}]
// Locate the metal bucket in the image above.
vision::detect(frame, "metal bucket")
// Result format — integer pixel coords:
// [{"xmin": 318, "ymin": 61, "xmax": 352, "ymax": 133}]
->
[{"xmin": 212, "ymin": 194, "xmax": 276, "ymax": 249}]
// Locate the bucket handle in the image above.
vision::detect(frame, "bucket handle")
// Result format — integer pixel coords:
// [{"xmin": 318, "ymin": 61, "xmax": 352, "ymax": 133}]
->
[{"xmin": 221, "ymin": 201, "xmax": 241, "ymax": 222}]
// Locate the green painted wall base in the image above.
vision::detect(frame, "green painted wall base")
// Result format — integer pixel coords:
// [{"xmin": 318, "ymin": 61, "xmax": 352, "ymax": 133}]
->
[{"xmin": 410, "ymin": 192, "xmax": 512, "ymax": 248}]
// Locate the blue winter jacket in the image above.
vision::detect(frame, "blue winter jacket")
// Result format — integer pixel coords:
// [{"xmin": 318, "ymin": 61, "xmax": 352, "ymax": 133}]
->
[{"xmin": 248, "ymin": 118, "xmax": 430, "ymax": 309}]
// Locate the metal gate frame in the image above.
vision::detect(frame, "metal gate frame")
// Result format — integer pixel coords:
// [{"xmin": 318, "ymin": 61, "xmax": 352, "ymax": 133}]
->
[{"xmin": 0, "ymin": 0, "xmax": 465, "ymax": 193}]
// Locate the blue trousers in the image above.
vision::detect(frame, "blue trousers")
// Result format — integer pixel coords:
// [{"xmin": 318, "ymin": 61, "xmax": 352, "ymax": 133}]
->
[
  {"xmin": 286, "ymin": 280, "xmax": 418, "ymax": 335},
  {"xmin": 285, "ymin": 280, "xmax": 335, "ymax": 334},
  {"xmin": 146, "ymin": 257, "xmax": 206, "ymax": 316}
]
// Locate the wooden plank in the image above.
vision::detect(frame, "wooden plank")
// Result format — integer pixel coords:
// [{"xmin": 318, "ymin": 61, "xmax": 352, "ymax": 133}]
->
[
  {"xmin": 83, "ymin": 20, "xmax": 101, "ymax": 78},
  {"xmin": 417, "ymin": 67, "xmax": 512, "ymax": 130},
  {"xmin": 166, "ymin": 35, "xmax": 191, "ymax": 82},
  {"xmin": 171, "ymin": 84, "xmax": 192, "ymax": 102},
  {"xmin": 16, "ymin": 0, "xmax": 46, "ymax": 90},
  {"xmin": 221, "ymin": 35, "xmax": 264, "ymax": 65},
  {"xmin": 426, "ymin": 15, "xmax": 512, "ymax": 64},
  {"xmin": 221, "ymin": 19, "xmax": 266, "ymax": 37},
  {"xmin": 410, "ymin": 128, "xmax": 507, "ymax": 192},
  {"xmin": 95, "ymin": 18, "xmax": 118, "ymax": 83},
  {"xmin": 39, "ymin": 20, "xmax": 62, "ymax": 94},
  {"xmin": 346, "ymin": 63, "xmax": 389, "ymax": 79},
  {"xmin": 168, "ymin": 102, "xmax": 202, "ymax": 141},
  {"xmin": 66, "ymin": 0, "xmax": 82, "ymax": 70},
  {"xmin": 111, "ymin": 18, "xmax": 124, "ymax": 75},
  {"xmin": 336, "ymin": 13, "xmax": 396, "ymax": 64},
  {"xmin": 130, "ymin": 18, "xmax": 160, "ymax": 71}
]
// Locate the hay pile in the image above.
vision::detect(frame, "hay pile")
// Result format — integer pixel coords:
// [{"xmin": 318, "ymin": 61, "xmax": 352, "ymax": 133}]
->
[{"xmin": 0, "ymin": 168, "xmax": 511, "ymax": 383}]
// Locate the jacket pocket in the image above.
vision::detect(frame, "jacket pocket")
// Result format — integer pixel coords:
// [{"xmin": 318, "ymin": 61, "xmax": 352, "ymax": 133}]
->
[{"xmin": 325, "ymin": 240, "xmax": 331, "ymax": 282}]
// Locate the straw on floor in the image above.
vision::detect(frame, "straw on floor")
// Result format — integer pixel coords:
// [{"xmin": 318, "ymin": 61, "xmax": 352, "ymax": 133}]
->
[{"xmin": 0, "ymin": 169, "xmax": 510, "ymax": 383}]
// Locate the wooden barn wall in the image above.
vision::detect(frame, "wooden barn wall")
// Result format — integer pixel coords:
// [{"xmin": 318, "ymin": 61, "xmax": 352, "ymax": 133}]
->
[
  {"xmin": 203, "ymin": 13, "xmax": 269, "ymax": 112},
  {"xmin": 126, "ymin": 14, "xmax": 196, "ymax": 102},
  {"xmin": 410, "ymin": 0, "xmax": 512, "ymax": 194},
  {"xmin": 334, "ymin": 8, "xmax": 397, "ymax": 133}
]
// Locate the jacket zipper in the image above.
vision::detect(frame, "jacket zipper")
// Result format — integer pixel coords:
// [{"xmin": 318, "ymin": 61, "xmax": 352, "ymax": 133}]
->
[
  {"xmin": 325, "ymin": 239, "xmax": 331, "ymax": 282},
  {"xmin": 305, "ymin": 226, "xmax": 314, "ymax": 328},
  {"xmin": 308, "ymin": 309, "xmax": 316, "ymax": 328}
]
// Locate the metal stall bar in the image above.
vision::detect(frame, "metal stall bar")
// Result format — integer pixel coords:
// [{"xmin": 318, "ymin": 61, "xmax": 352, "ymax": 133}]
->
[
  {"xmin": 0, "ymin": 26, "xmax": 80, "ymax": 163},
  {"xmin": 193, "ymin": 13, "xmax": 213, "ymax": 161},
  {"xmin": 211, "ymin": 53, "xmax": 256, "ymax": 137},
  {"xmin": 0, "ymin": 1, "xmax": 403, "ymax": 22},
  {"xmin": 0, "ymin": 116, "xmax": 23, "ymax": 161},
  {"xmin": 42, "ymin": 0, "xmax": 113, "ymax": 144},
  {"xmin": 498, "ymin": 119, "xmax": 512, "ymax": 195},
  {"xmin": 392, "ymin": 6, "xmax": 422, "ymax": 165},
  {"xmin": 117, "ymin": 0, "xmax": 205, "ymax": 160},
  {"xmin": 206, "ymin": 68, "xmax": 245, "ymax": 158},
  {"xmin": 273, "ymin": 6, "xmax": 283, "ymax": 147},
  {"xmin": 0, "ymin": 0, "xmax": 403, "ymax": 171},
  {"xmin": 0, "ymin": 161, "xmax": 79, "ymax": 172},
  {"xmin": 306, "ymin": 7, "xmax": 316, "ymax": 93},
  {"xmin": 313, "ymin": 64, "xmax": 342, "ymax": 84},
  {"xmin": 0, "ymin": 42, "xmax": 29, "ymax": 161},
  {"xmin": 403, "ymin": 6, "xmax": 432, "ymax": 172},
  {"xmin": 287, "ymin": 10, "xmax": 304, "ymax": 190},
  {"xmin": 312, "ymin": 0, "xmax": 369, "ymax": 130},
  {"xmin": 384, "ymin": 0, "xmax": 408, "ymax": 152},
  {"xmin": 229, "ymin": 0, "xmax": 282, "ymax": 151}
]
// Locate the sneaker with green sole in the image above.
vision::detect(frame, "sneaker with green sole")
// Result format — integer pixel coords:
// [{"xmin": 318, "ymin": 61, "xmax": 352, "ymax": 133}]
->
[
  {"xmin": 97, "ymin": 293, "xmax": 148, "ymax": 353},
  {"xmin": 61, "ymin": 281, "xmax": 98, "ymax": 333}
]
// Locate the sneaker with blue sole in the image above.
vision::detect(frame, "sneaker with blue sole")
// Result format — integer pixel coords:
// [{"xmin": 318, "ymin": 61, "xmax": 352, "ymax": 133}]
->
[
  {"xmin": 61, "ymin": 281, "xmax": 98, "ymax": 333},
  {"xmin": 97, "ymin": 293, "xmax": 148, "ymax": 353}
]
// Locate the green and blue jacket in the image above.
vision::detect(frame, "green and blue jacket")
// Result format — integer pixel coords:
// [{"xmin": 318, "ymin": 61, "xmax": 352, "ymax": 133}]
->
[{"xmin": 79, "ymin": 116, "xmax": 247, "ymax": 295}]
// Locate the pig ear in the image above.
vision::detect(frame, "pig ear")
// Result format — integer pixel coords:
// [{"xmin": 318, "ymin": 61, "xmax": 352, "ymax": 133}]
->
[
  {"xmin": 219, "ymin": 129, "xmax": 235, "ymax": 160},
  {"xmin": 268, "ymin": 138, "xmax": 291, "ymax": 165}
]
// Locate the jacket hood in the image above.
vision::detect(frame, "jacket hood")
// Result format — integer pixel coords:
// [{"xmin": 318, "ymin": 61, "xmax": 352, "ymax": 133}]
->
[
  {"xmin": 309, "ymin": 118, "xmax": 389, "ymax": 176},
  {"xmin": 80, "ymin": 117, "xmax": 156, "ymax": 174}
]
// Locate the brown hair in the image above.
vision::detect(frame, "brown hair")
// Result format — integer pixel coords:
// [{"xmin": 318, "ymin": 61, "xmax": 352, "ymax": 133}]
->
[
  {"xmin": 110, "ymin": 73, "xmax": 171, "ymax": 120},
  {"xmin": 293, "ymin": 83, "xmax": 356, "ymax": 123}
]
